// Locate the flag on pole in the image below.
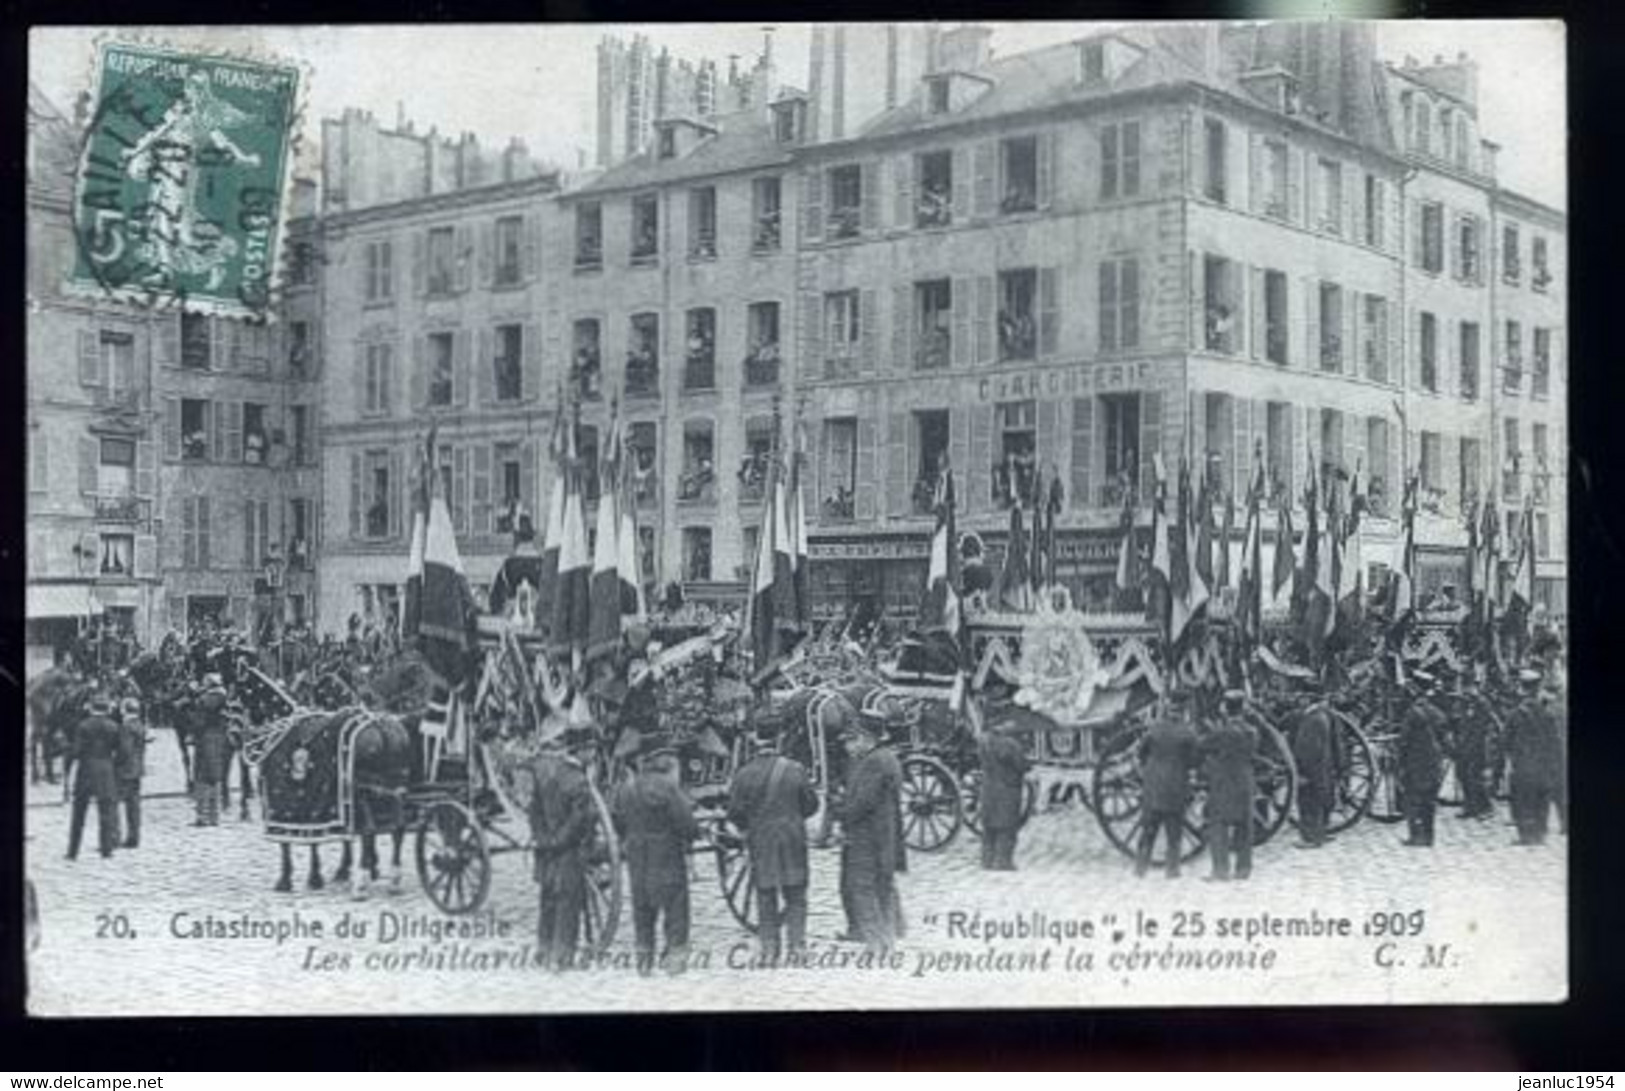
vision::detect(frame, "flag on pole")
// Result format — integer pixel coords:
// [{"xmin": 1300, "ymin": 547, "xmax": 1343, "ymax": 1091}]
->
[
  {"xmin": 747, "ymin": 430, "xmax": 796, "ymax": 682},
  {"xmin": 920, "ymin": 466, "xmax": 963, "ymax": 647},
  {"xmin": 1335, "ymin": 463, "xmax": 1366, "ymax": 627},
  {"xmin": 403, "ymin": 425, "xmax": 436, "ymax": 642},
  {"xmin": 787, "ymin": 427, "xmax": 811, "ymax": 630},
  {"xmin": 1148, "ymin": 454, "xmax": 1171, "ymax": 630},
  {"xmin": 537, "ymin": 394, "xmax": 567, "ymax": 633},
  {"xmin": 616, "ymin": 435, "xmax": 645, "ymax": 623},
  {"xmin": 997, "ymin": 503, "xmax": 1033, "ymax": 613},
  {"xmin": 1237, "ymin": 448, "xmax": 1265, "ymax": 644},
  {"xmin": 1506, "ymin": 493, "xmax": 1537, "ymax": 633},
  {"xmin": 1194, "ymin": 471, "xmax": 1215, "ymax": 589},
  {"xmin": 1114, "ymin": 480, "xmax": 1140, "ymax": 600},
  {"xmin": 1219, "ymin": 489, "xmax": 1235, "ymax": 592},
  {"xmin": 587, "ymin": 400, "xmax": 625, "ymax": 663},
  {"xmin": 417, "ymin": 431, "xmax": 477, "ymax": 688},
  {"xmin": 1169, "ymin": 457, "xmax": 1210, "ymax": 646},
  {"xmin": 550, "ymin": 403, "xmax": 591, "ymax": 667},
  {"xmin": 1273, "ymin": 495, "xmax": 1297, "ymax": 603},
  {"xmin": 1389, "ymin": 472, "xmax": 1418, "ymax": 627}
]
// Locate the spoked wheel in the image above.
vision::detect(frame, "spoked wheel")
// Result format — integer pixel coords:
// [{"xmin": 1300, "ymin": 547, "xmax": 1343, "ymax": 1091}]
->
[
  {"xmin": 415, "ymin": 799, "xmax": 491, "ymax": 915},
  {"xmin": 1324, "ymin": 715, "xmax": 1374, "ymax": 835},
  {"xmin": 961, "ymin": 767, "xmax": 1040, "ymax": 838},
  {"xmin": 898, "ymin": 753, "xmax": 963, "ymax": 853},
  {"xmin": 714, "ymin": 824, "xmax": 758, "ymax": 934},
  {"xmin": 579, "ymin": 780, "xmax": 622, "ymax": 954},
  {"xmin": 1091, "ymin": 724, "xmax": 1206, "ymax": 866},
  {"xmin": 1366, "ymin": 730, "xmax": 1407, "ymax": 823},
  {"xmin": 1252, "ymin": 724, "xmax": 1298, "ymax": 846}
]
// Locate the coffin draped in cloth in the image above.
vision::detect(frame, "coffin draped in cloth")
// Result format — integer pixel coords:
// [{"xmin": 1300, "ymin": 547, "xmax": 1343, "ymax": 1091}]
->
[{"xmin": 257, "ymin": 709, "xmax": 374, "ymax": 840}]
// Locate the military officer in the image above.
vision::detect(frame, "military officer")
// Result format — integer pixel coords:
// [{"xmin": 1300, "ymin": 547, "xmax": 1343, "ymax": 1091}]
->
[
  {"xmin": 1398, "ymin": 672, "xmax": 1446, "ymax": 847},
  {"xmin": 977, "ymin": 713, "xmax": 1032, "ymax": 871},
  {"xmin": 114, "ymin": 697, "xmax": 150, "ymax": 849},
  {"xmin": 1507, "ymin": 669, "xmax": 1563, "ymax": 846},
  {"xmin": 1291, "ymin": 683, "xmax": 1334, "ymax": 849},
  {"xmin": 837, "ymin": 709, "xmax": 903, "ymax": 953},
  {"xmin": 519, "ymin": 713, "xmax": 596, "ymax": 971},
  {"xmin": 612, "ymin": 736, "xmax": 701, "ymax": 975},
  {"xmin": 66, "ymin": 692, "xmax": 121, "ymax": 861},
  {"xmin": 1202, "ymin": 690, "xmax": 1258, "ymax": 881},
  {"xmin": 1135, "ymin": 691, "xmax": 1200, "ymax": 878},
  {"xmin": 727, "ymin": 709, "xmax": 820, "ymax": 963}
]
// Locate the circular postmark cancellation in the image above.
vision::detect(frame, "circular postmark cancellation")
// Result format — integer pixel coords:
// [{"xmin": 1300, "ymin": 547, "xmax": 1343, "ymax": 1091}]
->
[{"xmin": 69, "ymin": 39, "xmax": 301, "ymax": 320}]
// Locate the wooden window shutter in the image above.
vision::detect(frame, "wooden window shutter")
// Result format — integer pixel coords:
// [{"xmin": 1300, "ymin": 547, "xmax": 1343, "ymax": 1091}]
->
[
  {"xmin": 951, "ymin": 277, "xmax": 972, "ymax": 368},
  {"xmin": 523, "ymin": 322, "xmax": 542, "ymax": 401},
  {"xmin": 136, "ymin": 439, "xmax": 155, "ymax": 497},
  {"xmin": 163, "ymin": 397, "xmax": 180, "ymax": 460},
  {"xmin": 1448, "ymin": 210, "xmax": 1463, "ymax": 281},
  {"xmin": 972, "ymin": 141, "xmax": 996, "ymax": 217},
  {"xmin": 524, "ymin": 212, "xmax": 541, "ymax": 281},
  {"xmin": 134, "ymin": 534, "xmax": 156, "ymax": 580},
  {"xmin": 476, "ymin": 328, "xmax": 495, "ymax": 405},
  {"xmin": 349, "ymin": 453, "xmax": 362, "ymax": 539},
  {"xmin": 230, "ymin": 401, "xmax": 245, "ymax": 463},
  {"xmin": 1036, "ymin": 130, "xmax": 1056, "ymax": 210},
  {"xmin": 455, "ymin": 224, "xmax": 474, "ymax": 292},
  {"xmin": 78, "ymin": 329, "xmax": 100, "ymax": 387},
  {"xmin": 974, "ymin": 275, "xmax": 994, "ymax": 365},
  {"xmin": 1233, "ymin": 398, "xmax": 1253, "ymax": 502},
  {"xmin": 1346, "ymin": 164, "xmax": 1362, "ymax": 244},
  {"xmin": 1304, "ymin": 277, "xmax": 1320, "ymax": 372},
  {"xmin": 209, "ymin": 316, "xmax": 227, "ymax": 372},
  {"xmin": 1286, "ymin": 147, "xmax": 1302, "ymax": 225},
  {"xmin": 861, "ymin": 160, "xmax": 882, "ymax": 233},
  {"xmin": 453, "ymin": 445, "xmax": 470, "ymax": 534},
  {"xmin": 968, "ymin": 404, "xmax": 993, "ymax": 513},
  {"xmin": 1247, "ymin": 132, "xmax": 1262, "ymax": 214},
  {"xmin": 389, "ymin": 448, "xmax": 405, "ymax": 539},
  {"xmin": 472, "ymin": 444, "xmax": 492, "ymax": 536},
  {"xmin": 155, "ymin": 314, "xmax": 179, "ymax": 368},
  {"xmin": 1410, "ymin": 198, "xmax": 1424, "ymax": 268},
  {"xmin": 198, "ymin": 495, "xmax": 212, "ymax": 568},
  {"xmin": 1071, "ymin": 397, "xmax": 1094, "ymax": 510},
  {"xmin": 411, "ymin": 231, "xmax": 426, "ymax": 297},
  {"xmin": 802, "ymin": 169, "xmax": 824, "ymax": 244},
  {"xmin": 1248, "ymin": 266, "xmax": 1265, "ymax": 362},
  {"xmin": 893, "ymin": 155, "xmax": 914, "ymax": 230},
  {"xmin": 1139, "ymin": 390, "xmax": 1163, "ymax": 500},
  {"xmin": 801, "ymin": 292, "xmax": 823, "ymax": 380},
  {"xmin": 855, "ymin": 415, "xmax": 878, "ymax": 521},
  {"xmin": 892, "ymin": 284, "xmax": 912, "ymax": 373},
  {"xmin": 1349, "ymin": 410, "xmax": 1368, "ymax": 490},
  {"xmin": 478, "ymin": 220, "xmax": 495, "ymax": 286},
  {"xmin": 78, "ymin": 435, "xmax": 98, "ymax": 495},
  {"xmin": 1038, "ymin": 266, "xmax": 1060, "ymax": 358},
  {"xmin": 244, "ymin": 498, "xmax": 257, "ymax": 569},
  {"xmin": 950, "ymin": 406, "xmax": 970, "ymax": 490},
  {"xmin": 1037, "ymin": 398, "xmax": 1059, "ymax": 485},
  {"xmin": 860, "ymin": 289, "xmax": 879, "ymax": 375},
  {"xmin": 885, "ymin": 412, "xmax": 909, "ymax": 518},
  {"xmin": 952, "ymin": 147, "xmax": 970, "ymax": 221},
  {"xmin": 455, "ymin": 330, "xmax": 472, "ymax": 407},
  {"xmin": 354, "ymin": 342, "xmax": 368, "ymax": 415},
  {"xmin": 1372, "ymin": 179, "xmax": 1387, "ymax": 251},
  {"xmin": 410, "ymin": 335, "xmax": 427, "ymax": 410}
]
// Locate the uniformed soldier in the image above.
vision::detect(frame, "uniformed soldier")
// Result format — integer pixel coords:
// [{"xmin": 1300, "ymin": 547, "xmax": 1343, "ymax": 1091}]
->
[
  {"xmin": 115, "ymin": 697, "xmax": 150, "ymax": 849},
  {"xmin": 1291, "ymin": 684, "xmax": 1335, "ymax": 849},
  {"xmin": 190, "ymin": 674, "xmax": 230, "ymax": 827},
  {"xmin": 977, "ymin": 713, "xmax": 1032, "ymax": 871},
  {"xmin": 1202, "ymin": 690, "xmax": 1258, "ymax": 881},
  {"xmin": 1507, "ymin": 669, "xmax": 1563, "ymax": 846},
  {"xmin": 1136, "ymin": 691, "xmax": 1200, "ymax": 878},
  {"xmin": 613, "ymin": 736, "xmax": 701, "ymax": 975},
  {"xmin": 837, "ymin": 709, "xmax": 903, "ymax": 953},
  {"xmin": 727, "ymin": 709, "xmax": 819, "ymax": 964},
  {"xmin": 519, "ymin": 714, "xmax": 596, "ymax": 971},
  {"xmin": 1399, "ymin": 672, "xmax": 1446, "ymax": 847},
  {"xmin": 1452, "ymin": 672, "xmax": 1495, "ymax": 821},
  {"xmin": 66, "ymin": 693, "xmax": 121, "ymax": 861}
]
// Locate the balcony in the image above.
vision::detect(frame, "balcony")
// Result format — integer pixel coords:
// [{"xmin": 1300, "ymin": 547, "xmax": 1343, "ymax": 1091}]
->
[
  {"xmin": 91, "ymin": 387, "xmax": 144, "ymax": 412},
  {"xmin": 1100, "ymin": 479, "xmax": 1140, "ymax": 510},
  {"xmin": 93, "ymin": 495, "xmax": 150, "ymax": 524},
  {"xmin": 743, "ymin": 346, "xmax": 781, "ymax": 389}
]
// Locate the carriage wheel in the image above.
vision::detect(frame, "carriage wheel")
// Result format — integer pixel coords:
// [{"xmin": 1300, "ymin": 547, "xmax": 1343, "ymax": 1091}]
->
[
  {"xmin": 1324, "ymin": 716, "xmax": 1375, "ymax": 835},
  {"xmin": 1365, "ymin": 730, "xmax": 1407, "ymax": 823},
  {"xmin": 1090, "ymin": 725, "xmax": 1207, "ymax": 866},
  {"xmin": 579, "ymin": 780, "xmax": 622, "ymax": 954},
  {"xmin": 899, "ymin": 753, "xmax": 962, "ymax": 854},
  {"xmin": 714, "ymin": 825, "xmax": 759, "ymax": 934},
  {"xmin": 1251, "ymin": 724, "xmax": 1297, "ymax": 847},
  {"xmin": 960, "ymin": 767, "xmax": 1040, "ymax": 838},
  {"xmin": 415, "ymin": 800, "xmax": 491, "ymax": 915}
]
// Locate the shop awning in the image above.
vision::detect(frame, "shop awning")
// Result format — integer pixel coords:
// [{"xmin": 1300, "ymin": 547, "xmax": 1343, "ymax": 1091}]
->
[{"xmin": 28, "ymin": 583, "xmax": 101, "ymax": 619}]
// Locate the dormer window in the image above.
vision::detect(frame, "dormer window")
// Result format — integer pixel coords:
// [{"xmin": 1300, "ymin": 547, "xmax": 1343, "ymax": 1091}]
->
[
  {"xmin": 928, "ymin": 77, "xmax": 951, "ymax": 116},
  {"xmin": 658, "ymin": 128, "xmax": 677, "ymax": 160},
  {"xmin": 1081, "ymin": 41, "xmax": 1105, "ymax": 84},
  {"xmin": 771, "ymin": 97, "xmax": 807, "ymax": 145}
]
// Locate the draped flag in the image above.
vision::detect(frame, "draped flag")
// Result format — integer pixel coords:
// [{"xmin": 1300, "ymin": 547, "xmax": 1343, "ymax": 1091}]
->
[
  {"xmin": 1219, "ymin": 490, "xmax": 1235, "ymax": 592},
  {"xmin": 920, "ymin": 466, "xmax": 963, "ymax": 649},
  {"xmin": 1148, "ymin": 455, "xmax": 1171, "ymax": 629},
  {"xmin": 1273, "ymin": 495, "xmax": 1297, "ymax": 604},
  {"xmin": 616, "ymin": 436, "xmax": 645, "ymax": 623},
  {"xmin": 1236, "ymin": 449, "xmax": 1265, "ymax": 645},
  {"xmin": 997, "ymin": 503, "xmax": 1034, "ymax": 613},
  {"xmin": 417, "ymin": 429, "xmax": 477, "ymax": 688},
  {"xmin": 1169, "ymin": 457, "xmax": 1209, "ymax": 646},
  {"xmin": 1479, "ymin": 493, "xmax": 1501, "ymax": 635},
  {"xmin": 1336, "ymin": 463, "xmax": 1366, "ymax": 627},
  {"xmin": 787, "ymin": 429, "xmax": 811, "ymax": 630},
  {"xmin": 1505, "ymin": 494, "xmax": 1537, "ymax": 635},
  {"xmin": 550, "ymin": 403, "xmax": 591, "ymax": 666},
  {"xmin": 1386, "ymin": 472, "xmax": 1418, "ymax": 644},
  {"xmin": 1296, "ymin": 443, "xmax": 1320, "ymax": 626},
  {"xmin": 1194, "ymin": 472, "xmax": 1215, "ymax": 590},
  {"xmin": 1114, "ymin": 481, "xmax": 1140, "ymax": 604},
  {"xmin": 1029, "ymin": 463, "xmax": 1046, "ymax": 594},
  {"xmin": 1045, "ymin": 472, "xmax": 1062, "ymax": 593},
  {"xmin": 403, "ymin": 425, "xmax": 435, "ymax": 642},
  {"xmin": 537, "ymin": 394, "xmax": 566, "ymax": 634},
  {"xmin": 587, "ymin": 401, "xmax": 625, "ymax": 663}
]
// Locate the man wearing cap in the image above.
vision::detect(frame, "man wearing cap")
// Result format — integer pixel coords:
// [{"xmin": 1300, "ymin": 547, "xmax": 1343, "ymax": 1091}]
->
[
  {"xmin": 977, "ymin": 714, "xmax": 1032, "ymax": 871},
  {"xmin": 1136, "ymin": 692, "xmax": 1200, "ymax": 878},
  {"xmin": 1290, "ymin": 683, "xmax": 1335, "ymax": 849},
  {"xmin": 837, "ymin": 708, "xmax": 904, "ymax": 952},
  {"xmin": 1202, "ymin": 690, "xmax": 1258, "ymax": 881},
  {"xmin": 1398, "ymin": 673, "xmax": 1446, "ymax": 847},
  {"xmin": 727, "ymin": 709, "xmax": 820, "ymax": 963},
  {"xmin": 519, "ymin": 715, "xmax": 596, "ymax": 971},
  {"xmin": 66, "ymin": 693, "xmax": 121, "ymax": 860},
  {"xmin": 1451, "ymin": 673, "xmax": 1495, "ymax": 821},
  {"xmin": 613, "ymin": 737, "xmax": 701, "ymax": 975},
  {"xmin": 114, "ymin": 697, "xmax": 151, "ymax": 849},
  {"xmin": 1507, "ymin": 669, "xmax": 1563, "ymax": 845},
  {"xmin": 190, "ymin": 674, "xmax": 231, "ymax": 827}
]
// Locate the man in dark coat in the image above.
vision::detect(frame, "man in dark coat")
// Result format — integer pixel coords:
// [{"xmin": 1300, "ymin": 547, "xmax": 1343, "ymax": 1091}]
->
[
  {"xmin": 1398, "ymin": 674, "xmax": 1446, "ymax": 847},
  {"xmin": 727, "ymin": 711, "xmax": 819, "ymax": 963},
  {"xmin": 1291, "ymin": 689, "xmax": 1335, "ymax": 848},
  {"xmin": 114, "ymin": 697, "xmax": 150, "ymax": 849},
  {"xmin": 1136, "ymin": 693, "xmax": 1200, "ymax": 878},
  {"xmin": 1202, "ymin": 690, "xmax": 1258, "ymax": 881},
  {"xmin": 1507, "ymin": 670, "xmax": 1563, "ymax": 845},
  {"xmin": 1452, "ymin": 675, "xmax": 1495, "ymax": 821},
  {"xmin": 519, "ymin": 718, "xmax": 596, "ymax": 970},
  {"xmin": 66, "ymin": 694, "xmax": 121, "ymax": 860},
  {"xmin": 977, "ymin": 715, "xmax": 1031, "ymax": 871},
  {"xmin": 613, "ymin": 740, "xmax": 701, "ymax": 974},
  {"xmin": 838, "ymin": 710, "xmax": 903, "ymax": 952},
  {"xmin": 190, "ymin": 674, "xmax": 231, "ymax": 827}
]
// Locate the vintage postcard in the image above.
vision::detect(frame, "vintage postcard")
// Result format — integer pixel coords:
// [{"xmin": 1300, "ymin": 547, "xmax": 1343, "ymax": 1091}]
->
[{"xmin": 24, "ymin": 20, "xmax": 1567, "ymax": 1016}]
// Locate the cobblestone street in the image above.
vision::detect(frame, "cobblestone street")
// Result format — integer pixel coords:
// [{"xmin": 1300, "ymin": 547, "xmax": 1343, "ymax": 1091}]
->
[{"xmin": 26, "ymin": 758, "xmax": 1566, "ymax": 1015}]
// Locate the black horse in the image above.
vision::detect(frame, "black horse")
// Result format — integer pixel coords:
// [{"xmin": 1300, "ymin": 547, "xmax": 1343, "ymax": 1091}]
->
[{"xmin": 27, "ymin": 668, "xmax": 93, "ymax": 789}]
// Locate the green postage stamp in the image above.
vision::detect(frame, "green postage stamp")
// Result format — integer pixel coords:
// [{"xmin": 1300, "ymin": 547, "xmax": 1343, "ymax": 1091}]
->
[{"xmin": 70, "ymin": 40, "xmax": 300, "ymax": 317}]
